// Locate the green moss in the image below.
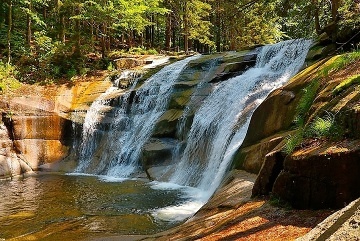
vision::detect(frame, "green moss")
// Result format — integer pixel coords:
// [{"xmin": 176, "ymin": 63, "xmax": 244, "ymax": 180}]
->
[
  {"xmin": 333, "ymin": 74, "xmax": 360, "ymax": 95},
  {"xmin": 321, "ymin": 51, "xmax": 360, "ymax": 77}
]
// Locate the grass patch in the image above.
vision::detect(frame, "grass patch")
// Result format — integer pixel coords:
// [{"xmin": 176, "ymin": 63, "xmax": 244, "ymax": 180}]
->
[
  {"xmin": 294, "ymin": 79, "xmax": 320, "ymax": 127},
  {"xmin": 283, "ymin": 129, "xmax": 304, "ymax": 155},
  {"xmin": 306, "ymin": 112, "xmax": 344, "ymax": 140},
  {"xmin": 321, "ymin": 50, "xmax": 360, "ymax": 77},
  {"xmin": 108, "ymin": 47, "xmax": 159, "ymax": 58},
  {"xmin": 307, "ymin": 114, "xmax": 333, "ymax": 137},
  {"xmin": 269, "ymin": 195, "xmax": 292, "ymax": 209},
  {"xmin": 333, "ymin": 74, "xmax": 360, "ymax": 95}
]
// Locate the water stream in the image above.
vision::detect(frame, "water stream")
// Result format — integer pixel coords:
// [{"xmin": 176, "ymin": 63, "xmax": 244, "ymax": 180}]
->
[
  {"xmin": 0, "ymin": 40, "xmax": 313, "ymax": 240},
  {"xmin": 155, "ymin": 39, "xmax": 312, "ymax": 220}
]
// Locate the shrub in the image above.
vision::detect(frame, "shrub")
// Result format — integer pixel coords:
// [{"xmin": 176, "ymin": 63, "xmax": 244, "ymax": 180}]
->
[{"xmin": 0, "ymin": 61, "xmax": 21, "ymax": 92}]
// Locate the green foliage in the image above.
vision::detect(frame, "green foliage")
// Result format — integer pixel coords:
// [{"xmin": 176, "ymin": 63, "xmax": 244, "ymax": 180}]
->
[
  {"xmin": 128, "ymin": 47, "xmax": 158, "ymax": 55},
  {"xmin": 0, "ymin": 61, "xmax": 21, "ymax": 92},
  {"xmin": 333, "ymin": 74, "xmax": 360, "ymax": 95},
  {"xmin": 321, "ymin": 51, "xmax": 360, "ymax": 77},
  {"xmin": 306, "ymin": 112, "xmax": 344, "ymax": 139},
  {"xmin": 283, "ymin": 129, "xmax": 304, "ymax": 155},
  {"xmin": 307, "ymin": 114, "xmax": 334, "ymax": 138},
  {"xmin": 294, "ymin": 79, "xmax": 320, "ymax": 127}
]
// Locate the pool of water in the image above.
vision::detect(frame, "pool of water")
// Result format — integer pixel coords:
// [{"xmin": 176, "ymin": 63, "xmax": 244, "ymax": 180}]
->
[{"xmin": 0, "ymin": 173, "xmax": 193, "ymax": 240}]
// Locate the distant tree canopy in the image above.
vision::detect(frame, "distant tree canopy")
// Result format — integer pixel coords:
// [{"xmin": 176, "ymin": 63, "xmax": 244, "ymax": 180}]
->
[{"xmin": 0, "ymin": 0, "xmax": 359, "ymax": 81}]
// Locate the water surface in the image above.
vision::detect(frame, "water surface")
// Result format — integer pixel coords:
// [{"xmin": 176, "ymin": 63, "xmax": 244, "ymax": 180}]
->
[{"xmin": 0, "ymin": 174, "xmax": 186, "ymax": 240}]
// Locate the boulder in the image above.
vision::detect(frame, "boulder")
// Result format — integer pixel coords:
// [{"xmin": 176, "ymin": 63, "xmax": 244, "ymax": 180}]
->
[
  {"xmin": 232, "ymin": 134, "xmax": 285, "ymax": 174},
  {"xmin": 142, "ymin": 138, "xmax": 176, "ymax": 165},
  {"xmin": 241, "ymin": 89, "xmax": 296, "ymax": 147},
  {"xmin": 114, "ymin": 58, "xmax": 144, "ymax": 69},
  {"xmin": 272, "ymin": 140, "xmax": 360, "ymax": 209},
  {"xmin": 252, "ymin": 149, "xmax": 286, "ymax": 197}
]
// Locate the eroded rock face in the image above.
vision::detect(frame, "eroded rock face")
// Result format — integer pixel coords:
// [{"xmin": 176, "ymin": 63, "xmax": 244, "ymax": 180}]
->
[
  {"xmin": 0, "ymin": 80, "xmax": 113, "ymax": 178},
  {"xmin": 236, "ymin": 54, "xmax": 360, "ymax": 210},
  {"xmin": 272, "ymin": 140, "xmax": 360, "ymax": 209}
]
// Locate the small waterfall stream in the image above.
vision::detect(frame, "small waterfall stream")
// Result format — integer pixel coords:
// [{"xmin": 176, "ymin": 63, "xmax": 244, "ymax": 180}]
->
[
  {"xmin": 74, "ymin": 39, "xmax": 311, "ymax": 222},
  {"xmin": 75, "ymin": 55, "xmax": 200, "ymax": 177},
  {"xmin": 152, "ymin": 39, "xmax": 312, "ymax": 221},
  {"xmin": 169, "ymin": 39, "xmax": 312, "ymax": 193}
]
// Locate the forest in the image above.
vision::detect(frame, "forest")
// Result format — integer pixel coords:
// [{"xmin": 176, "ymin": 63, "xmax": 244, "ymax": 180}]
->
[{"xmin": 0, "ymin": 0, "xmax": 359, "ymax": 84}]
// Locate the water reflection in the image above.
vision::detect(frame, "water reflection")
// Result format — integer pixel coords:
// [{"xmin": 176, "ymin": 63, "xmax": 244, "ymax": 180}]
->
[{"xmin": 0, "ymin": 174, "xmax": 184, "ymax": 240}]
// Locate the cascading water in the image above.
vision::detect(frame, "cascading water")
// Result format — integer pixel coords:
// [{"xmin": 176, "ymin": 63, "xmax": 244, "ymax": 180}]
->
[
  {"xmin": 75, "ymin": 70, "xmax": 140, "ymax": 173},
  {"xmin": 152, "ymin": 39, "xmax": 312, "ymax": 221},
  {"xmin": 75, "ymin": 55, "xmax": 200, "ymax": 177},
  {"xmin": 170, "ymin": 39, "xmax": 311, "ymax": 191}
]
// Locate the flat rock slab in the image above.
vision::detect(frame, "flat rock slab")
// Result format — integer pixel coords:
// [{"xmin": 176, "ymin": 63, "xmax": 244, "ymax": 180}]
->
[{"xmin": 297, "ymin": 198, "xmax": 360, "ymax": 241}]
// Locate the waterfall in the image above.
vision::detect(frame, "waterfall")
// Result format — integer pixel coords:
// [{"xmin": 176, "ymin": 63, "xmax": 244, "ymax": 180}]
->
[
  {"xmin": 168, "ymin": 39, "xmax": 312, "ymax": 195},
  {"xmin": 75, "ymin": 55, "xmax": 200, "ymax": 177}
]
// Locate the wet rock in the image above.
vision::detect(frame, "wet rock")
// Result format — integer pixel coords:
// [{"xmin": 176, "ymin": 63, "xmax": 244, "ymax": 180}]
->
[
  {"xmin": 152, "ymin": 109, "xmax": 183, "ymax": 138},
  {"xmin": 168, "ymin": 89, "xmax": 193, "ymax": 109},
  {"xmin": 233, "ymin": 134, "xmax": 285, "ymax": 174},
  {"xmin": 241, "ymin": 89, "xmax": 296, "ymax": 148},
  {"xmin": 141, "ymin": 138, "xmax": 177, "ymax": 175}
]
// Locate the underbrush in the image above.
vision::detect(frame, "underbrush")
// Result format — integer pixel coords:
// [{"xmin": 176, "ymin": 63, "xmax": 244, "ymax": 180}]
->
[{"xmin": 0, "ymin": 62, "xmax": 21, "ymax": 92}]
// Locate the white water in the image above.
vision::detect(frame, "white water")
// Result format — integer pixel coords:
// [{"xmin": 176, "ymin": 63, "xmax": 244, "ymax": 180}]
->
[
  {"xmin": 153, "ymin": 39, "xmax": 312, "ymax": 221},
  {"xmin": 75, "ymin": 40, "xmax": 311, "ymax": 223},
  {"xmin": 75, "ymin": 55, "xmax": 200, "ymax": 177}
]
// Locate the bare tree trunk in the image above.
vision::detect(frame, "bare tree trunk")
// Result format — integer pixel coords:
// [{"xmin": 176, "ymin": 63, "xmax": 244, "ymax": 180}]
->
[
  {"xmin": 215, "ymin": 0, "xmax": 221, "ymax": 52},
  {"xmin": 26, "ymin": 0, "xmax": 32, "ymax": 46},
  {"xmin": 74, "ymin": 4, "xmax": 81, "ymax": 58},
  {"xmin": 184, "ymin": 1, "xmax": 189, "ymax": 53},
  {"xmin": 165, "ymin": 1, "xmax": 172, "ymax": 51},
  {"xmin": 151, "ymin": 14, "xmax": 155, "ymax": 47},
  {"xmin": 7, "ymin": 0, "xmax": 12, "ymax": 64},
  {"xmin": 312, "ymin": 0, "xmax": 322, "ymax": 34},
  {"xmin": 331, "ymin": 0, "xmax": 340, "ymax": 22},
  {"xmin": 101, "ymin": 23, "xmax": 106, "ymax": 58}
]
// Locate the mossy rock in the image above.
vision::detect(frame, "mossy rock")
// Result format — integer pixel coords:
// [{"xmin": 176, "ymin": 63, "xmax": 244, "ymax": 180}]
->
[
  {"xmin": 152, "ymin": 109, "xmax": 184, "ymax": 138},
  {"xmin": 168, "ymin": 89, "xmax": 194, "ymax": 109}
]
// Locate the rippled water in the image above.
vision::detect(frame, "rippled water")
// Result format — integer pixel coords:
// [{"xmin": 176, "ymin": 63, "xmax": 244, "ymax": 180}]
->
[{"xmin": 0, "ymin": 174, "xmax": 187, "ymax": 240}]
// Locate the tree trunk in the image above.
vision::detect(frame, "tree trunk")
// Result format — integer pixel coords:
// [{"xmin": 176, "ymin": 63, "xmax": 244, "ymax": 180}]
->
[
  {"xmin": 151, "ymin": 14, "xmax": 155, "ymax": 47},
  {"xmin": 26, "ymin": 0, "xmax": 32, "ymax": 46},
  {"xmin": 165, "ymin": 0, "xmax": 172, "ymax": 50},
  {"xmin": 331, "ymin": 0, "xmax": 340, "ymax": 22},
  {"xmin": 215, "ymin": 0, "xmax": 221, "ymax": 52},
  {"xmin": 184, "ymin": 1, "xmax": 189, "ymax": 53},
  {"xmin": 312, "ymin": 0, "xmax": 322, "ymax": 34},
  {"xmin": 101, "ymin": 23, "xmax": 106, "ymax": 58},
  {"xmin": 7, "ymin": 0, "xmax": 12, "ymax": 64},
  {"xmin": 74, "ymin": 4, "xmax": 81, "ymax": 59},
  {"xmin": 0, "ymin": 1, "xmax": 4, "ymax": 26}
]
